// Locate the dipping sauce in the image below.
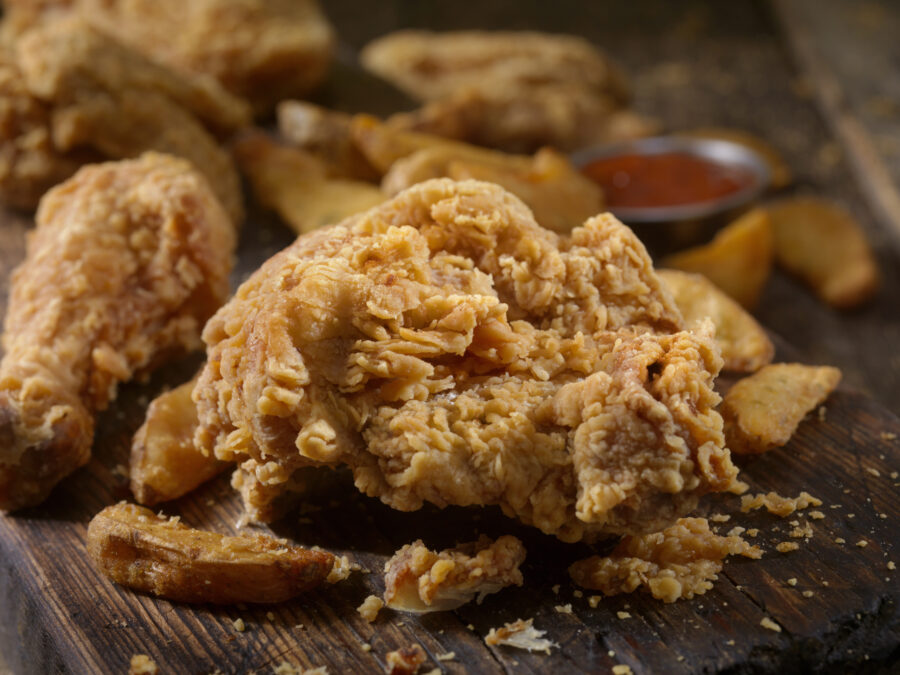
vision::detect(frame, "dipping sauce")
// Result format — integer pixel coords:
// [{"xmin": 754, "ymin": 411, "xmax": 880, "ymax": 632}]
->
[{"xmin": 582, "ymin": 152, "xmax": 757, "ymax": 209}]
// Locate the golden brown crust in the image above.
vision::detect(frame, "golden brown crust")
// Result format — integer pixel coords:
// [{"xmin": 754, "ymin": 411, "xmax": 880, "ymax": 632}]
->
[
  {"xmin": 383, "ymin": 535, "xmax": 526, "ymax": 612},
  {"xmin": 722, "ymin": 363, "xmax": 842, "ymax": 455},
  {"xmin": 0, "ymin": 153, "xmax": 235, "ymax": 510},
  {"xmin": 194, "ymin": 179, "xmax": 738, "ymax": 540},
  {"xmin": 568, "ymin": 517, "xmax": 762, "ymax": 602},
  {"xmin": 87, "ymin": 502, "xmax": 334, "ymax": 604}
]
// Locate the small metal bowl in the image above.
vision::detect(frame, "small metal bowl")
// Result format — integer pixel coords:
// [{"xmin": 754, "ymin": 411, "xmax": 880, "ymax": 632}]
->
[{"xmin": 570, "ymin": 136, "xmax": 771, "ymax": 224}]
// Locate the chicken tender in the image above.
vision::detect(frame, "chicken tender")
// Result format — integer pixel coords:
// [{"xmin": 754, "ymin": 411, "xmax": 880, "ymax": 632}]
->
[
  {"xmin": 0, "ymin": 153, "xmax": 235, "ymax": 511},
  {"xmin": 87, "ymin": 502, "xmax": 334, "ymax": 604},
  {"xmin": 194, "ymin": 179, "xmax": 739, "ymax": 541},
  {"xmin": 383, "ymin": 536, "xmax": 526, "ymax": 613},
  {"xmin": 361, "ymin": 30, "xmax": 647, "ymax": 152},
  {"xmin": 568, "ymin": 517, "xmax": 762, "ymax": 603},
  {"xmin": 722, "ymin": 363, "xmax": 841, "ymax": 455},
  {"xmin": 658, "ymin": 269, "xmax": 774, "ymax": 373},
  {"xmin": 2, "ymin": 0, "xmax": 334, "ymax": 115}
]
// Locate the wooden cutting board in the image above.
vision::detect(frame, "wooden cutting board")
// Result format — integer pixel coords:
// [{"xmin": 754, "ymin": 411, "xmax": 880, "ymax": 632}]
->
[{"xmin": 0, "ymin": 211, "xmax": 898, "ymax": 675}]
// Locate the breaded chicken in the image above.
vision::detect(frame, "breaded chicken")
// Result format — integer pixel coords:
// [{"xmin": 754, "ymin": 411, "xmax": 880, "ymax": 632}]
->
[
  {"xmin": 361, "ymin": 30, "xmax": 654, "ymax": 152},
  {"xmin": 0, "ymin": 19, "xmax": 247, "ymax": 221},
  {"xmin": 194, "ymin": 179, "xmax": 738, "ymax": 541},
  {"xmin": 0, "ymin": 153, "xmax": 235, "ymax": 510},
  {"xmin": 3, "ymin": 0, "xmax": 334, "ymax": 115}
]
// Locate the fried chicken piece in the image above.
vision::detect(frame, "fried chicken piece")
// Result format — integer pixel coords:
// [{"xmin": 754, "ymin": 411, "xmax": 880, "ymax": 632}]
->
[
  {"xmin": 87, "ymin": 502, "xmax": 334, "ymax": 604},
  {"xmin": 2, "ymin": 0, "xmax": 334, "ymax": 115},
  {"xmin": 0, "ymin": 153, "xmax": 235, "ymax": 510},
  {"xmin": 383, "ymin": 536, "xmax": 526, "ymax": 613},
  {"xmin": 568, "ymin": 517, "xmax": 762, "ymax": 603},
  {"xmin": 361, "ymin": 30, "xmax": 652, "ymax": 152},
  {"xmin": 194, "ymin": 179, "xmax": 739, "ymax": 541},
  {"xmin": 6, "ymin": 18, "xmax": 247, "ymax": 221},
  {"xmin": 130, "ymin": 376, "xmax": 227, "ymax": 506}
]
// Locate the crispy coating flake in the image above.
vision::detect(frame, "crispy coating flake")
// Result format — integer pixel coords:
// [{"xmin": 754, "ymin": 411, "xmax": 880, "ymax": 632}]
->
[
  {"xmin": 768, "ymin": 197, "xmax": 879, "ymax": 309},
  {"xmin": 128, "ymin": 654, "xmax": 158, "ymax": 675},
  {"xmin": 568, "ymin": 517, "xmax": 762, "ymax": 603},
  {"xmin": 130, "ymin": 376, "xmax": 227, "ymax": 506},
  {"xmin": 361, "ymin": 30, "xmax": 648, "ymax": 152},
  {"xmin": 383, "ymin": 535, "xmax": 526, "ymax": 613},
  {"xmin": 384, "ymin": 645, "xmax": 427, "ymax": 675},
  {"xmin": 722, "ymin": 363, "xmax": 841, "ymax": 455},
  {"xmin": 194, "ymin": 179, "xmax": 738, "ymax": 540},
  {"xmin": 484, "ymin": 618, "xmax": 557, "ymax": 654},
  {"xmin": 0, "ymin": 153, "xmax": 235, "ymax": 510},
  {"xmin": 740, "ymin": 491, "xmax": 822, "ymax": 517},
  {"xmin": 234, "ymin": 131, "xmax": 385, "ymax": 236},
  {"xmin": 357, "ymin": 594, "xmax": 384, "ymax": 622},
  {"xmin": 658, "ymin": 270, "xmax": 774, "ymax": 373},
  {"xmin": 11, "ymin": 18, "xmax": 246, "ymax": 221},
  {"xmin": 87, "ymin": 502, "xmax": 334, "ymax": 604},
  {"xmin": 664, "ymin": 208, "xmax": 774, "ymax": 310}
]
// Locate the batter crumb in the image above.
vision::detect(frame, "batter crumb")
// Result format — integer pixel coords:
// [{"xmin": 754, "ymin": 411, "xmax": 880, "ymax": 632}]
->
[
  {"xmin": 612, "ymin": 666, "xmax": 633, "ymax": 675},
  {"xmin": 856, "ymin": 540, "xmax": 868, "ymax": 548},
  {"xmin": 385, "ymin": 645, "xmax": 426, "ymax": 675},
  {"xmin": 809, "ymin": 511, "xmax": 825, "ymax": 520},
  {"xmin": 776, "ymin": 541, "xmax": 799, "ymax": 552},
  {"xmin": 129, "ymin": 655, "xmax": 158, "ymax": 675},
  {"xmin": 802, "ymin": 590, "xmax": 814, "ymax": 598},
  {"xmin": 617, "ymin": 611, "xmax": 632, "ymax": 619},
  {"xmin": 555, "ymin": 604, "xmax": 573, "ymax": 614},
  {"xmin": 759, "ymin": 617, "xmax": 781, "ymax": 632},
  {"xmin": 740, "ymin": 491, "xmax": 822, "ymax": 516},
  {"xmin": 786, "ymin": 578, "xmax": 797, "ymax": 586},
  {"xmin": 232, "ymin": 618, "xmax": 246, "ymax": 633},
  {"xmin": 485, "ymin": 618, "xmax": 557, "ymax": 654},
  {"xmin": 357, "ymin": 595, "xmax": 384, "ymax": 623}
]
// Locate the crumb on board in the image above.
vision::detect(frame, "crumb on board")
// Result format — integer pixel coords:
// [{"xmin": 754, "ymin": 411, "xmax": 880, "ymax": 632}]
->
[
  {"xmin": 617, "ymin": 611, "xmax": 632, "ymax": 620},
  {"xmin": 384, "ymin": 645, "xmax": 426, "ymax": 675},
  {"xmin": 787, "ymin": 578, "xmax": 798, "ymax": 586},
  {"xmin": 589, "ymin": 595, "xmax": 602, "ymax": 608},
  {"xmin": 789, "ymin": 523, "xmax": 813, "ymax": 539},
  {"xmin": 573, "ymin": 590, "xmax": 583, "ymax": 598},
  {"xmin": 809, "ymin": 511, "xmax": 825, "ymax": 520},
  {"xmin": 327, "ymin": 555, "xmax": 359, "ymax": 584},
  {"xmin": 880, "ymin": 432, "xmax": 897, "ymax": 441},
  {"xmin": 612, "ymin": 666, "xmax": 634, "ymax": 675},
  {"xmin": 552, "ymin": 584, "xmax": 560, "ymax": 594},
  {"xmin": 357, "ymin": 595, "xmax": 384, "ymax": 623},
  {"xmin": 760, "ymin": 617, "xmax": 782, "ymax": 633},
  {"xmin": 232, "ymin": 618, "xmax": 246, "ymax": 633},
  {"xmin": 835, "ymin": 538, "xmax": 846, "ymax": 544},
  {"xmin": 555, "ymin": 604, "xmax": 573, "ymax": 614},
  {"xmin": 129, "ymin": 654, "xmax": 158, "ymax": 675},
  {"xmin": 710, "ymin": 514, "xmax": 731, "ymax": 523},
  {"xmin": 436, "ymin": 652, "xmax": 456, "ymax": 662},
  {"xmin": 485, "ymin": 618, "xmax": 557, "ymax": 654},
  {"xmin": 362, "ymin": 644, "xmax": 372, "ymax": 653},
  {"xmin": 746, "ymin": 528, "xmax": 759, "ymax": 537},
  {"xmin": 856, "ymin": 540, "xmax": 869, "ymax": 548},
  {"xmin": 727, "ymin": 526, "xmax": 746, "ymax": 537},
  {"xmin": 802, "ymin": 590, "xmax": 814, "ymax": 598},
  {"xmin": 888, "ymin": 562, "xmax": 896, "ymax": 571},
  {"xmin": 866, "ymin": 468, "xmax": 881, "ymax": 477},
  {"xmin": 273, "ymin": 663, "xmax": 328, "ymax": 675},
  {"xmin": 741, "ymin": 491, "xmax": 822, "ymax": 516}
]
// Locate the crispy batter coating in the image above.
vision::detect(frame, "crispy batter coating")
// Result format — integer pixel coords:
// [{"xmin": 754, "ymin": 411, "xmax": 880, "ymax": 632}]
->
[
  {"xmin": 382, "ymin": 145, "xmax": 605, "ymax": 234},
  {"xmin": 87, "ymin": 502, "xmax": 334, "ymax": 604},
  {"xmin": 383, "ymin": 535, "xmax": 526, "ymax": 612},
  {"xmin": 768, "ymin": 197, "xmax": 879, "ymax": 309},
  {"xmin": 664, "ymin": 208, "xmax": 774, "ymax": 310},
  {"xmin": 0, "ymin": 153, "xmax": 235, "ymax": 510},
  {"xmin": 130, "ymin": 376, "xmax": 227, "ymax": 506},
  {"xmin": 194, "ymin": 179, "xmax": 738, "ymax": 541},
  {"xmin": 361, "ymin": 30, "xmax": 648, "ymax": 152},
  {"xmin": 658, "ymin": 269, "xmax": 774, "ymax": 373},
  {"xmin": 568, "ymin": 517, "xmax": 762, "ymax": 603},
  {"xmin": 484, "ymin": 618, "xmax": 557, "ymax": 654},
  {"xmin": 2, "ymin": 0, "xmax": 334, "ymax": 115},
  {"xmin": 722, "ymin": 363, "xmax": 841, "ymax": 455}
]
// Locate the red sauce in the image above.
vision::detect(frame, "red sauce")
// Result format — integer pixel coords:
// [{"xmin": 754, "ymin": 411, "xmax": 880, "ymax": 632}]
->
[{"xmin": 582, "ymin": 152, "xmax": 755, "ymax": 209}]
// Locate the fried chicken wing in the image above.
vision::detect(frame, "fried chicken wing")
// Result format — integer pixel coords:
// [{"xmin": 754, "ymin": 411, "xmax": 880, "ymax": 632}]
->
[
  {"xmin": 194, "ymin": 179, "xmax": 738, "ymax": 541},
  {"xmin": 0, "ymin": 19, "xmax": 247, "ymax": 221},
  {"xmin": 0, "ymin": 153, "xmax": 235, "ymax": 510},
  {"xmin": 361, "ymin": 30, "xmax": 654, "ymax": 152}
]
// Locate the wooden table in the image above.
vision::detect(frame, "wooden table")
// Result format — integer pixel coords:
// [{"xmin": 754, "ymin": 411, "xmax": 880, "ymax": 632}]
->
[{"xmin": 1, "ymin": 1, "xmax": 899, "ymax": 673}]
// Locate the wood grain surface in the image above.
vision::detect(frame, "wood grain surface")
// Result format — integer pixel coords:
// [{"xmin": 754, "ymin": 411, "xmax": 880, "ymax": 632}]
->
[{"xmin": 1, "ymin": 1, "xmax": 900, "ymax": 673}]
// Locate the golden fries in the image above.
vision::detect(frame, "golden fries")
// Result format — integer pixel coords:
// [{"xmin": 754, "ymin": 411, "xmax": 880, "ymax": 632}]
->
[
  {"xmin": 722, "ymin": 363, "xmax": 841, "ymax": 455},
  {"xmin": 130, "ymin": 377, "xmax": 226, "ymax": 506},
  {"xmin": 663, "ymin": 208, "xmax": 774, "ymax": 309},
  {"xmin": 234, "ymin": 131, "xmax": 385, "ymax": 236},
  {"xmin": 768, "ymin": 197, "xmax": 879, "ymax": 308},
  {"xmin": 658, "ymin": 269, "xmax": 774, "ymax": 373},
  {"xmin": 87, "ymin": 503, "xmax": 335, "ymax": 604},
  {"xmin": 679, "ymin": 127, "xmax": 792, "ymax": 189}
]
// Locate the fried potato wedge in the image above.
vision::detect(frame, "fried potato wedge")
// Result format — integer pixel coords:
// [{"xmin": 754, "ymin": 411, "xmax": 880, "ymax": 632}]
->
[
  {"xmin": 722, "ymin": 363, "xmax": 841, "ymax": 455},
  {"xmin": 663, "ymin": 208, "xmax": 774, "ymax": 309},
  {"xmin": 87, "ymin": 502, "xmax": 335, "ymax": 604},
  {"xmin": 382, "ymin": 145, "xmax": 604, "ymax": 233},
  {"xmin": 234, "ymin": 131, "xmax": 385, "ymax": 236},
  {"xmin": 130, "ymin": 376, "xmax": 226, "ymax": 506},
  {"xmin": 678, "ymin": 127, "xmax": 792, "ymax": 189},
  {"xmin": 658, "ymin": 269, "xmax": 774, "ymax": 373},
  {"xmin": 768, "ymin": 197, "xmax": 879, "ymax": 309}
]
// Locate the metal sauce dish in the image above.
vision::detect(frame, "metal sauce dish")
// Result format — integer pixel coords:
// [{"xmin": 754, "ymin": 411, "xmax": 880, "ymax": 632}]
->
[{"xmin": 571, "ymin": 136, "xmax": 772, "ymax": 224}]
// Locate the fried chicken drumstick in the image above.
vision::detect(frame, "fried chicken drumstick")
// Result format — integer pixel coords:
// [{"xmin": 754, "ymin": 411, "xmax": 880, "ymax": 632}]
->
[
  {"xmin": 194, "ymin": 179, "xmax": 738, "ymax": 542},
  {"xmin": 0, "ymin": 153, "xmax": 235, "ymax": 511}
]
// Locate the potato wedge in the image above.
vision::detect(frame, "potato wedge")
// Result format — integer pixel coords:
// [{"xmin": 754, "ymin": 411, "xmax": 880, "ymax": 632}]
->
[
  {"xmin": 678, "ymin": 127, "xmax": 792, "ymax": 189},
  {"xmin": 87, "ymin": 502, "xmax": 334, "ymax": 604},
  {"xmin": 663, "ymin": 208, "xmax": 774, "ymax": 309},
  {"xmin": 658, "ymin": 269, "xmax": 774, "ymax": 373},
  {"xmin": 234, "ymin": 131, "xmax": 385, "ymax": 236},
  {"xmin": 768, "ymin": 197, "xmax": 879, "ymax": 308},
  {"xmin": 722, "ymin": 363, "xmax": 841, "ymax": 455},
  {"xmin": 130, "ymin": 376, "xmax": 226, "ymax": 506}
]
